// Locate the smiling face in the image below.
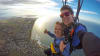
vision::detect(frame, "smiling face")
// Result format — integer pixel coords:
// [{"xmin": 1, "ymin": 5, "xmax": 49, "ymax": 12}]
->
[
  {"xmin": 54, "ymin": 22, "xmax": 63, "ymax": 38},
  {"xmin": 60, "ymin": 10, "xmax": 74, "ymax": 26}
]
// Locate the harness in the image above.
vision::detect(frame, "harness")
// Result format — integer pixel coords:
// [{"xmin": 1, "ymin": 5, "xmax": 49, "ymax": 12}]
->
[
  {"xmin": 50, "ymin": 39, "xmax": 63, "ymax": 56},
  {"xmin": 50, "ymin": 42, "xmax": 62, "ymax": 56},
  {"xmin": 50, "ymin": 43, "xmax": 57, "ymax": 54},
  {"xmin": 63, "ymin": 23, "xmax": 87, "ymax": 54}
]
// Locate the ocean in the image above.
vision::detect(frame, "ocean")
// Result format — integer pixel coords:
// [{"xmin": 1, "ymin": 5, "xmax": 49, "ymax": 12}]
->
[
  {"xmin": 80, "ymin": 20, "xmax": 100, "ymax": 37},
  {"xmin": 31, "ymin": 19, "xmax": 100, "ymax": 56}
]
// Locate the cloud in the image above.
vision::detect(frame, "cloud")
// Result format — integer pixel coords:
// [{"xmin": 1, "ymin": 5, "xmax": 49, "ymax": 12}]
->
[
  {"xmin": 96, "ymin": 0, "xmax": 100, "ymax": 2},
  {"xmin": 80, "ymin": 10, "xmax": 97, "ymax": 15},
  {"xmin": 62, "ymin": 0, "xmax": 74, "ymax": 2},
  {"xmin": 0, "ymin": 0, "xmax": 60, "ymax": 18},
  {"xmin": 0, "ymin": 0, "xmax": 23, "ymax": 5},
  {"xmin": 67, "ymin": 0, "xmax": 74, "ymax": 3},
  {"xmin": 79, "ymin": 15, "xmax": 100, "ymax": 24},
  {"xmin": 73, "ymin": 9, "xmax": 97, "ymax": 15},
  {"xmin": 0, "ymin": 0, "xmax": 58, "ymax": 5},
  {"xmin": 0, "ymin": 0, "xmax": 58, "ymax": 9},
  {"xmin": 74, "ymin": 9, "xmax": 100, "ymax": 24},
  {"xmin": 61, "ymin": 0, "xmax": 74, "ymax": 5}
]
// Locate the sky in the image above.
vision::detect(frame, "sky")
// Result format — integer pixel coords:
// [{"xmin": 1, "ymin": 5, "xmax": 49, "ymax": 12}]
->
[{"xmin": 0, "ymin": 0, "xmax": 100, "ymax": 24}]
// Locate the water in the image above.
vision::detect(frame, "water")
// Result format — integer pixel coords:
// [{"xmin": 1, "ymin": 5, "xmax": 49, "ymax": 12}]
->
[
  {"xmin": 80, "ymin": 20, "xmax": 100, "ymax": 37},
  {"xmin": 31, "ymin": 18, "xmax": 100, "ymax": 56}
]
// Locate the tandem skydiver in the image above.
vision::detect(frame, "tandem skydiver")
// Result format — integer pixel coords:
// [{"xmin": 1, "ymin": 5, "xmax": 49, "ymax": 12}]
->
[
  {"xmin": 44, "ymin": 22, "xmax": 70, "ymax": 56},
  {"xmin": 59, "ymin": 5, "xmax": 87, "ymax": 56}
]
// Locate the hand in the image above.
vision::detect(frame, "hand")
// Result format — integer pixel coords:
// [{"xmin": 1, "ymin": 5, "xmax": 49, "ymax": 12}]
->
[
  {"xmin": 60, "ymin": 41, "xmax": 66, "ymax": 52},
  {"xmin": 44, "ymin": 29, "xmax": 48, "ymax": 34}
]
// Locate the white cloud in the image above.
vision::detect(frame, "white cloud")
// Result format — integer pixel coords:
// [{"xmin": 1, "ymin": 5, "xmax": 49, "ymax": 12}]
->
[
  {"xmin": 96, "ymin": 0, "xmax": 100, "ymax": 2},
  {"xmin": 80, "ymin": 10, "xmax": 97, "ymax": 15},
  {"xmin": 73, "ymin": 9, "xmax": 97, "ymax": 15},
  {"xmin": 79, "ymin": 15, "xmax": 100, "ymax": 24},
  {"xmin": 0, "ymin": 0, "xmax": 58, "ymax": 5},
  {"xmin": 0, "ymin": 0, "xmax": 60, "ymax": 19},
  {"xmin": 73, "ymin": 9, "xmax": 99, "ymax": 24},
  {"xmin": 62, "ymin": 0, "xmax": 74, "ymax": 3},
  {"xmin": 6, "ymin": 3, "xmax": 59, "ymax": 17},
  {"xmin": 67, "ymin": 0, "xmax": 74, "ymax": 3}
]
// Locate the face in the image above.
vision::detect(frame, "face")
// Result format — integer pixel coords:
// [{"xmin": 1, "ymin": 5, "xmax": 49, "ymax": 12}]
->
[
  {"xmin": 54, "ymin": 24, "xmax": 63, "ymax": 37},
  {"xmin": 60, "ymin": 10, "xmax": 74, "ymax": 26}
]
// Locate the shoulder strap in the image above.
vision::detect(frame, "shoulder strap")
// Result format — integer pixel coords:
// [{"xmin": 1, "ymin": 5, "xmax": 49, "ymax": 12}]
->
[
  {"xmin": 75, "ymin": 23, "xmax": 87, "ymax": 48},
  {"xmin": 75, "ymin": 23, "xmax": 87, "ymax": 31},
  {"xmin": 70, "ymin": 23, "xmax": 87, "ymax": 53}
]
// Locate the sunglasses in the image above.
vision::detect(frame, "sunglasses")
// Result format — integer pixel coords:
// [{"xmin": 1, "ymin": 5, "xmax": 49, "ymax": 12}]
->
[{"xmin": 60, "ymin": 12, "xmax": 70, "ymax": 18}]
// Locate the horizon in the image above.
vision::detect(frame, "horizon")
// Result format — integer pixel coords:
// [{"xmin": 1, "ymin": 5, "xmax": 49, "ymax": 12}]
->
[
  {"xmin": 0, "ymin": 0, "xmax": 100, "ymax": 37},
  {"xmin": 0, "ymin": 0, "xmax": 100, "ymax": 24}
]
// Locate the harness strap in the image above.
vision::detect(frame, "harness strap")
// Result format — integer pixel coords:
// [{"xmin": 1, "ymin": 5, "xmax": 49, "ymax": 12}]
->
[{"xmin": 50, "ymin": 43, "xmax": 57, "ymax": 54}]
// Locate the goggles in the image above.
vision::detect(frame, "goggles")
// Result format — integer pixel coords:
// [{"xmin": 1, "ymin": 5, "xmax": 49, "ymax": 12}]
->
[{"xmin": 60, "ymin": 12, "xmax": 70, "ymax": 18}]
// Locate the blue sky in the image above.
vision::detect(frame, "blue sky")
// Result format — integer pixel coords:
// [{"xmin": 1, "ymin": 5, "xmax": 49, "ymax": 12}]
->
[
  {"xmin": 0, "ymin": 0, "xmax": 100, "ymax": 37},
  {"xmin": 0, "ymin": 0, "xmax": 100, "ymax": 24},
  {"xmin": 54, "ymin": 0, "xmax": 100, "ymax": 24}
]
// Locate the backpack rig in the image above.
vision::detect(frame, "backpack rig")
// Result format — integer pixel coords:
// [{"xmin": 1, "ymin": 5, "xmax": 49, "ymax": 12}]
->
[{"xmin": 61, "ymin": 0, "xmax": 85, "ymax": 54}]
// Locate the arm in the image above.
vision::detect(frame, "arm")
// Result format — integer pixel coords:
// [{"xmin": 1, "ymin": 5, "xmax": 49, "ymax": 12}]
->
[
  {"xmin": 72, "ymin": 25, "xmax": 87, "ymax": 47},
  {"xmin": 48, "ymin": 31, "xmax": 56, "ymax": 38},
  {"xmin": 44, "ymin": 29, "xmax": 56, "ymax": 38},
  {"xmin": 77, "ymin": 25, "xmax": 87, "ymax": 43},
  {"xmin": 78, "ymin": 32, "xmax": 100, "ymax": 56}
]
